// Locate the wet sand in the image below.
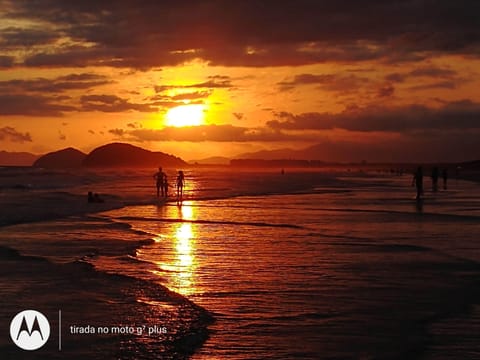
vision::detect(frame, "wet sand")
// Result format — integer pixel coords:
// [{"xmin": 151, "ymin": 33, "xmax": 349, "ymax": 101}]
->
[
  {"xmin": 0, "ymin": 191, "xmax": 126, "ymax": 227},
  {"xmin": 0, "ymin": 245, "xmax": 213, "ymax": 359}
]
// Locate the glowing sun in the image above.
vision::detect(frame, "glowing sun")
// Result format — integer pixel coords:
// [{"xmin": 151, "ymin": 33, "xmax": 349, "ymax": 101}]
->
[{"xmin": 165, "ymin": 104, "xmax": 205, "ymax": 127}]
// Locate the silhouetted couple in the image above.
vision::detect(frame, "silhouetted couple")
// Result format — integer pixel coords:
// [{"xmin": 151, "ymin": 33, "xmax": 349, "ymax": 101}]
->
[
  {"xmin": 154, "ymin": 167, "xmax": 168, "ymax": 198},
  {"xmin": 154, "ymin": 167, "xmax": 185, "ymax": 203}
]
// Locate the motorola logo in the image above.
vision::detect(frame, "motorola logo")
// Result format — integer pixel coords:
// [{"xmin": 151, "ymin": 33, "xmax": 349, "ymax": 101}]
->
[{"xmin": 10, "ymin": 310, "xmax": 50, "ymax": 350}]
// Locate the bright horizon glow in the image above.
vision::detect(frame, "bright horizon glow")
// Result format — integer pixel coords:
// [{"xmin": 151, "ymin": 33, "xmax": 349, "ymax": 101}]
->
[{"xmin": 165, "ymin": 104, "xmax": 206, "ymax": 127}]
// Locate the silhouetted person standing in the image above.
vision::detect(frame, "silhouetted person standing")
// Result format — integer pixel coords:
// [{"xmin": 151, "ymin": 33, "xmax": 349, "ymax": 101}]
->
[
  {"xmin": 412, "ymin": 166, "xmax": 424, "ymax": 200},
  {"xmin": 154, "ymin": 167, "xmax": 165, "ymax": 197},
  {"xmin": 431, "ymin": 166, "xmax": 439, "ymax": 192},
  {"xmin": 163, "ymin": 173, "xmax": 169, "ymax": 198},
  {"xmin": 176, "ymin": 170, "xmax": 185, "ymax": 204},
  {"xmin": 88, "ymin": 191, "xmax": 104, "ymax": 203},
  {"xmin": 442, "ymin": 168, "xmax": 448, "ymax": 190}
]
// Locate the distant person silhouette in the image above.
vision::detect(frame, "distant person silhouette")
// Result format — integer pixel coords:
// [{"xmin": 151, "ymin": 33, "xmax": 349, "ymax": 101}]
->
[
  {"xmin": 431, "ymin": 166, "xmax": 439, "ymax": 192},
  {"xmin": 88, "ymin": 191, "xmax": 104, "ymax": 203},
  {"xmin": 163, "ymin": 173, "xmax": 169, "ymax": 198},
  {"xmin": 415, "ymin": 196, "xmax": 424, "ymax": 213},
  {"xmin": 176, "ymin": 170, "xmax": 185, "ymax": 204},
  {"xmin": 442, "ymin": 168, "xmax": 448, "ymax": 190},
  {"xmin": 153, "ymin": 167, "xmax": 165, "ymax": 197},
  {"xmin": 412, "ymin": 166, "xmax": 424, "ymax": 200}
]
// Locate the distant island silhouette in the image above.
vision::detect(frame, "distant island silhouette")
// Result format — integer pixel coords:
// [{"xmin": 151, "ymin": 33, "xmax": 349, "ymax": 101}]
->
[
  {"xmin": 33, "ymin": 147, "xmax": 86, "ymax": 168},
  {"xmin": 33, "ymin": 143, "xmax": 187, "ymax": 168},
  {"xmin": 0, "ymin": 151, "xmax": 39, "ymax": 166},
  {"xmin": 2, "ymin": 143, "xmax": 480, "ymax": 177}
]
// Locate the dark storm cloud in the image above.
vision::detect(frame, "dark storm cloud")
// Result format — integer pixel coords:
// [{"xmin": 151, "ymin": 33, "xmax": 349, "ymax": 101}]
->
[
  {"xmin": 184, "ymin": 77, "xmax": 234, "ymax": 89},
  {"xmin": 0, "ymin": 55, "xmax": 15, "ymax": 68},
  {"xmin": 377, "ymin": 85, "xmax": 395, "ymax": 98},
  {"xmin": 111, "ymin": 124, "xmax": 310, "ymax": 143},
  {"xmin": 146, "ymin": 91, "xmax": 210, "ymax": 109},
  {"xmin": 80, "ymin": 94, "xmax": 156, "ymax": 112},
  {"xmin": 154, "ymin": 85, "xmax": 174, "ymax": 93},
  {"xmin": 200, "ymin": 43, "xmax": 383, "ymax": 67},
  {"xmin": 0, "ymin": 94, "xmax": 75, "ymax": 116},
  {"xmin": 278, "ymin": 66, "xmax": 460, "ymax": 94},
  {"xmin": 109, "ymin": 128, "xmax": 126, "ymax": 137},
  {"xmin": 127, "ymin": 122, "xmax": 141, "ymax": 129},
  {"xmin": 148, "ymin": 99, "xmax": 182, "ymax": 109},
  {"xmin": 386, "ymin": 66, "xmax": 458, "ymax": 83},
  {"xmin": 267, "ymin": 100, "xmax": 480, "ymax": 132},
  {"xmin": 0, "ymin": 27, "xmax": 59, "ymax": 47},
  {"xmin": 0, "ymin": 126, "xmax": 32, "ymax": 142},
  {"xmin": 408, "ymin": 81, "xmax": 457, "ymax": 91},
  {"xmin": 397, "ymin": 66, "xmax": 462, "ymax": 92},
  {"xmin": 385, "ymin": 73, "xmax": 407, "ymax": 83},
  {"xmin": 170, "ymin": 91, "xmax": 212, "ymax": 100},
  {"xmin": 409, "ymin": 67, "xmax": 457, "ymax": 78},
  {"xmin": 23, "ymin": 46, "xmax": 107, "ymax": 68},
  {"xmin": 278, "ymin": 73, "xmax": 370, "ymax": 92},
  {"xmin": 5, "ymin": 0, "xmax": 479, "ymax": 68},
  {"xmin": 154, "ymin": 76, "xmax": 234, "ymax": 95},
  {"xmin": 0, "ymin": 73, "xmax": 110, "ymax": 93},
  {"xmin": 23, "ymin": 45, "xmax": 198, "ymax": 69}
]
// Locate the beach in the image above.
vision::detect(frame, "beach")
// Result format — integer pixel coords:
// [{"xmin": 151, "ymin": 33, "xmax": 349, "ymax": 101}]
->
[{"xmin": 1, "ymin": 167, "xmax": 480, "ymax": 359}]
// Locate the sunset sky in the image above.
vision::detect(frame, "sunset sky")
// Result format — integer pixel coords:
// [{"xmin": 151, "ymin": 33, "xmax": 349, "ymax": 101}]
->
[{"xmin": 1, "ymin": 0, "xmax": 479, "ymax": 162}]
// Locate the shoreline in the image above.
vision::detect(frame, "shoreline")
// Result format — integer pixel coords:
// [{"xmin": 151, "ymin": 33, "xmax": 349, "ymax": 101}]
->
[
  {"xmin": 0, "ymin": 245, "xmax": 213, "ymax": 359},
  {"xmin": 2, "ymin": 171, "xmax": 477, "ymax": 232},
  {"xmin": 458, "ymin": 170, "xmax": 480, "ymax": 184},
  {"xmin": 0, "ymin": 190, "xmax": 128, "ymax": 228},
  {"xmin": 0, "ymin": 188, "xmax": 215, "ymax": 359}
]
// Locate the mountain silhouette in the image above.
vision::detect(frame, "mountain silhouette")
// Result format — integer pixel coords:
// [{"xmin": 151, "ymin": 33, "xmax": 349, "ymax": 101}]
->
[
  {"xmin": 33, "ymin": 147, "xmax": 86, "ymax": 168},
  {"xmin": 189, "ymin": 156, "xmax": 231, "ymax": 165},
  {"xmin": 82, "ymin": 142, "xmax": 186, "ymax": 168},
  {"xmin": 0, "ymin": 151, "xmax": 39, "ymax": 166},
  {"xmin": 235, "ymin": 147, "xmax": 297, "ymax": 160}
]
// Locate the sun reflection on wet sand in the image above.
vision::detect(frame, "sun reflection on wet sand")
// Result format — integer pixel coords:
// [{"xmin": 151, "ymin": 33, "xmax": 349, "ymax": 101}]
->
[
  {"xmin": 150, "ymin": 201, "xmax": 198, "ymax": 296},
  {"xmin": 174, "ymin": 222, "xmax": 195, "ymax": 292}
]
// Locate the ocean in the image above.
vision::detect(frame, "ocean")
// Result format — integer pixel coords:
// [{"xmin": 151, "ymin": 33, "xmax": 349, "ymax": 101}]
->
[{"xmin": 1, "ymin": 167, "xmax": 479, "ymax": 359}]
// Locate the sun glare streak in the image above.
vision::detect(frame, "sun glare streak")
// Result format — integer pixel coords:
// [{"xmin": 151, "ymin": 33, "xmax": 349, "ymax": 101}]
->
[
  {"xmin": 179, "ymin": 202, "xmax": 194, "ymax": 220},
  {"xmin": 173, "ymin": 222, "xmax": 196, "ymax": 294},
  {"xmin": 147, "ymin": 203, "xmax": 199, "ymax": 295},
  {"xmin": 165, "ymin": 104, "xmax": 205, "ymax": 127},
  {"xmin": 168, "ymin": 202, "xmax": 197, "ymax": 295}
]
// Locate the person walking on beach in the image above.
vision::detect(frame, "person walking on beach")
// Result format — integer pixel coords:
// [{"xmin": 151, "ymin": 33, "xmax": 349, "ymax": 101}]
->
[
  {"xmin": 431, "ymin": 166, "xmax": 439, "ymax": 192},
  {"xmin": 442, "ymin": 168, "xmax": 448, "ymax": 190},
  {"xmin": 153, "ymin": 167, "xmax": 165, "ymax": 197},
  {"xmin": 412, "ymin": 166, "xmax": 424, "ymax": 200},
  {"xmin": 176, "ymin": 170, "xmax": 185, "ymax": 204},
  {"xmin": 163, "ymin": 173, "xmax": 169, "ymax": 198}
]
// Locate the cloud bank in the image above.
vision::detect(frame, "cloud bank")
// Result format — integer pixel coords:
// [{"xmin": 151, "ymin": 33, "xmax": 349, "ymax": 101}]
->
[{"xmin": 1, "ymin": 1, "xmax": 478, "ymax": 69}]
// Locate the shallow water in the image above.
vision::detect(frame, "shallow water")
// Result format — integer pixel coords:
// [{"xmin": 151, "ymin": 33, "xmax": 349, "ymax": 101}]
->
[
  {"xmin": 103, "ymin": 176, "xmax": 480, "ymax": 359},
  {"xmin": 1, "ymin": 169, "xmax": 480, "ymax": 359}
]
